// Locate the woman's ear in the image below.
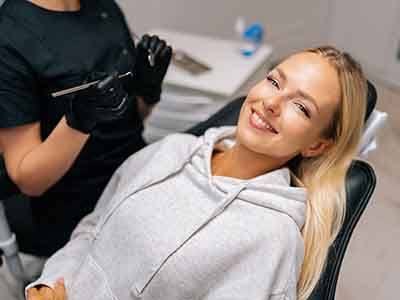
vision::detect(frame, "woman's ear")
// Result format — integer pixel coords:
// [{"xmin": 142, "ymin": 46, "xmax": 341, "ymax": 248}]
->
[{"xmin": 301, "ymin": 138, "xmax": 333, "ymax": 158}]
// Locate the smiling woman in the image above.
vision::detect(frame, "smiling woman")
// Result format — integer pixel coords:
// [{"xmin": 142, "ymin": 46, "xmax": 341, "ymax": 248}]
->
[
  {"xmin": 236, "ymin": 51, "xmax": 343, "ymax": 174},
  {"xmin": 26, "ymin": 46, "xmax": 367, "ymax": 300},
  {"xmin": 232, "ymin": 47, "xmax": 367, "ymax": 299}
]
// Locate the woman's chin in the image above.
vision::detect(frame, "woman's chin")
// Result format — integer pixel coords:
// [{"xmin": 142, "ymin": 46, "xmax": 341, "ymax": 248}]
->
[
  {"xmin": 236, "ymin": 121, "xmax": 290, "ymax": 160},
  {"xmin": 236, "ymin": 127, "xmax": 268, "ymax": 153}
]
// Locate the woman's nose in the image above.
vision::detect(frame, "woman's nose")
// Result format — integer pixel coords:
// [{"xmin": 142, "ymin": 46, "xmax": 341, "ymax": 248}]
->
[{"xmin": 262, "ymin": 95, "xmax": 282, "ymax": 117}]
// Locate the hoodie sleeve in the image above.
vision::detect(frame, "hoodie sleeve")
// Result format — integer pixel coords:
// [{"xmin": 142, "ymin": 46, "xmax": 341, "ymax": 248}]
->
[{"xmin": 25, "ymin": 138, "xmax": 165, "ymax": 296}]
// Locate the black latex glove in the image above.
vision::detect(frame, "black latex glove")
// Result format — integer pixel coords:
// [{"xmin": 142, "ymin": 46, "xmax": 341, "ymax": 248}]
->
[
  {"xmin": 65, "ymin": 72, "xmax": 130, "ymax": 134},
  {"xmin": 132, "ymin": 34, "xmax": 172, "ymax": 105}
]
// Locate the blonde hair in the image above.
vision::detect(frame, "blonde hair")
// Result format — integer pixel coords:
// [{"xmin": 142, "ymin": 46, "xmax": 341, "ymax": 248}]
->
[{"xmin": 288, "ymin": 46, "xmax": 368, "ymax": 300}]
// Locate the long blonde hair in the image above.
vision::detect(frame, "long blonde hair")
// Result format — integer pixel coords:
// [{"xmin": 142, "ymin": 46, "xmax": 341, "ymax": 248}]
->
[{"xmin": 288, "ymin": 46, "xmax": 368, "ymax": 300}]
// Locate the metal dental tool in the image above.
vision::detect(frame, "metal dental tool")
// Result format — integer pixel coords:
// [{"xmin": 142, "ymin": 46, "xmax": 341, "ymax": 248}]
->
[{"xmin": 51, "ymin": 71, "xmax": 133, "ymax": 98}]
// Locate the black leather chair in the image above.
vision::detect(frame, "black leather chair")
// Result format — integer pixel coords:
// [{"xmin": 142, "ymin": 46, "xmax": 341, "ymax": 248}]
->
[
  {"xmin": 0, "ymin": 82, "xmax": 377, "ymax": 299},
  {"xmin": 187, "ymin": 81, "xmax": 377, "ymax": 300}
]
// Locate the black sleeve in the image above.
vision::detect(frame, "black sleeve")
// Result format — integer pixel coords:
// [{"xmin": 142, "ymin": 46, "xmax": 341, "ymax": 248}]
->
[{"xmin": 0, "ymin": 44, "xmax": 41, "ymax": 128}]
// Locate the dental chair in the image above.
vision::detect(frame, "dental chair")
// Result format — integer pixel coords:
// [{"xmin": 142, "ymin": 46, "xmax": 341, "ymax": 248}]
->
[{"xmin": 0, "ymin": 81, "xmax": 377, "ymax": 300}]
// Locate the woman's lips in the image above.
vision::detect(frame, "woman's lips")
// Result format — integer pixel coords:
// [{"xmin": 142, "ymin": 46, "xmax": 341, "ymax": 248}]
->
[{"xmin": 249, "ymin": 108, "xmax": 278, "ymax": 134}]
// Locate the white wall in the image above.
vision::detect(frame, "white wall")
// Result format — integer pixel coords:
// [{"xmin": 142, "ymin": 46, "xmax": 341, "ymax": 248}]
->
[
  {"xmin": 116, "ymin": 0, "xmax": 328, "ymax": 61},
  {"xmin": 116, "ymin": 0, "xmax": 400, "ymax": 87},
  {"xmin": 327, "ymin": 0, "xmax": 400, "ymax": 87}
]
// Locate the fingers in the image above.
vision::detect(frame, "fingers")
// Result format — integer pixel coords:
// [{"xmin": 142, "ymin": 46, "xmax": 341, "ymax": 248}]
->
[
  {"xmin": 137, "ymin": 34, "xmax": 172, "ymax": 69},
  {"xmin": 150, "ymin": 36, "xmax": 172, "ymax": 64},
  {"xmin": 160, "ymin": 45, "xmax": 173, "ymax": 61},
  {"xmin": 27, "ymin": 287, "xmax": 39, "ymax": 300},
  {"xmin": 149, "ymin": 35, "xmax": 159, "ymax": 52},
  {"xmin": 140, "ymin": 35, "xmax": 171, "ymax": 56},
  {"xmin": 38, "ymin": 286, "xmax": 55, "ymax": 300},
  {"xmin": 27, "ymin": 286, "xmax": 54, "ymax": 300},
  {"xmin": 54, "ymin": 278, "xmax": 67, "ymax": 300},
  {"xmin": 154, "ymin": 39, "xmax": 166, "ymax": 57},
  {"xmin": 139, "ymin": 34, "xmax": 150, "ymax": 49}
]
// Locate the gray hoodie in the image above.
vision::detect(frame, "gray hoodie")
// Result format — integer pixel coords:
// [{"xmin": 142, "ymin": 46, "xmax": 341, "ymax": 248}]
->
[{"xmin": 26, "ymin": 126, "xmax": 307, "ymax": 300}]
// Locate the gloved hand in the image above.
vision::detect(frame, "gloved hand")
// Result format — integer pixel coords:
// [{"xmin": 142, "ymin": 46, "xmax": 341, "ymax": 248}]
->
[
  {"xmin": 65, "ymin": 71, "xmax": 130, "ymax": 134},
  {"xmin": 132, "ymin": 34, "xmax": 172, "ymax": 105}
]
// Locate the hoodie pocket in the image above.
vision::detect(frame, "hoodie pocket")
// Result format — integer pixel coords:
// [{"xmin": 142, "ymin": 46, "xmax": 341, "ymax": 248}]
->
[{"xmin": 70, "ymin": 255, "xmax": 118, "ymax": 300}]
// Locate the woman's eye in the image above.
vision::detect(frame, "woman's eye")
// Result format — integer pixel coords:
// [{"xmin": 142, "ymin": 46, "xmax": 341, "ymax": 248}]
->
[
  {"xmin": 266, "ymin": 75, "xmax": 279, "ymax": 89},
  {"xmin": 295, "ymin": 103, "xmax": 310, "ymax": 118}
]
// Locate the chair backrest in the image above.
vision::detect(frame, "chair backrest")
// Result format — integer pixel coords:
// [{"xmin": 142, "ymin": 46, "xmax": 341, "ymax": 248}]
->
[
  {"xmin": 308, "ymin": 159, "xmax": 375, "ymax": 299},
  {"xmin": 187, "ymin": 81, "xmax": 378, "ymax": 300}
]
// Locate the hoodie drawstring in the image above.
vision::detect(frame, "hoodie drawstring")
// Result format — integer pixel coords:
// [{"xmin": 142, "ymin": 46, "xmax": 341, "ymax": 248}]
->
[
  {"xmin": 179, "ymin": 184, "xmax": 247, "ymax": 246},
  {"xmin": 138, "ymin": 185, "xmax": 248, "ymax": 290},
  {"xmin": 207, "ymin": 185, "xmax": 247, "ymax": 221}
]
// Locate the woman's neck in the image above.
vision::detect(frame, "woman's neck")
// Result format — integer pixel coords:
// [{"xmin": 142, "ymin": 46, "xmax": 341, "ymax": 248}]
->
[
  {"xmin": 211, "ymin": 143, "xmax": 287, "ymax": 180},
  {"xmin": 28, "ymin": 0, "xmax": 81, "ymax": 11}
]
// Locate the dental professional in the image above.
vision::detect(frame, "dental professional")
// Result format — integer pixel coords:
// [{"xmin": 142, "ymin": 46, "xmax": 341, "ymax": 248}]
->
[
  {"xmin": 26, "ymin": 46, "xmax": 367, "ymax": 300},
  {"xmin": 0, "ymin": 0, "xmax": 172, "ymax": 256}
]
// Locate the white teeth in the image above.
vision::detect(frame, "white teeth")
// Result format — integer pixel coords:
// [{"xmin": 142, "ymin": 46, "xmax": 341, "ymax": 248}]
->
[
  {"xmin": 253, "ymin": 112, "xmax": 266, "ymax": 126},
  {"xmin": 251, "ymin": 112, "xmax": 275, "ymax": 132}
]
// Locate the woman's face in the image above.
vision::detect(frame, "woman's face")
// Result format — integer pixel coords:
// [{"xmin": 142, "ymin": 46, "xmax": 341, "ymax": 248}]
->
[{"xmin": 236, "ymin": 52, "xmax": 341, "ymax": 162}]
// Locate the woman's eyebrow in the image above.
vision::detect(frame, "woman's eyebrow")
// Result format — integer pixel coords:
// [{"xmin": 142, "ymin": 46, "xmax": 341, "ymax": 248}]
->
[
  {"xmin": 297, "ymin": 90, "xmax": 320, "ymax": 114},
  {"xmin": 275, "ymin": 67, "xmax": 287, "ymax": 84},
  {"xmin": 276, "ymin": 67, "xmax": 320, "ymax": 114}
]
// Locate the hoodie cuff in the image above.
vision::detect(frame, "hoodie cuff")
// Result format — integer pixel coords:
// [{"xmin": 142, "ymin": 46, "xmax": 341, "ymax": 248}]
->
[{"xmin": 25, "ymin": 276, "xmax": 57, "ymax": 299}]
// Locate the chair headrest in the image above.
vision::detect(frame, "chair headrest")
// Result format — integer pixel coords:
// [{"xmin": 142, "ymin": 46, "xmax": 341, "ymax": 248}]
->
[{"xmin": 365, "ymin": 80, "xmax": 377, "ymax": 122}]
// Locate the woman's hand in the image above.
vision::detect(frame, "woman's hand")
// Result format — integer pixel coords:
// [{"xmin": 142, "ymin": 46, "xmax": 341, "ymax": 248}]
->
[{"xmin": 27, "ymin": 278, "xmax": 66, "ymax": 300}]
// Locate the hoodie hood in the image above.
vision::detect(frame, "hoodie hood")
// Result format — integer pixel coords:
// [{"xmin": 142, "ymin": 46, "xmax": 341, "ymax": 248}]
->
[{"xmin": 191, "ymin": 126, "xmax": 308, "ymax": 229}]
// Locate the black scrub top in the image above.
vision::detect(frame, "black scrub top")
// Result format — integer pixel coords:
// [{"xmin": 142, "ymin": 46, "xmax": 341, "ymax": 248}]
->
[{"xmin": 0, "ymin": 0, "xmax": 146, "ymax": 255}]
